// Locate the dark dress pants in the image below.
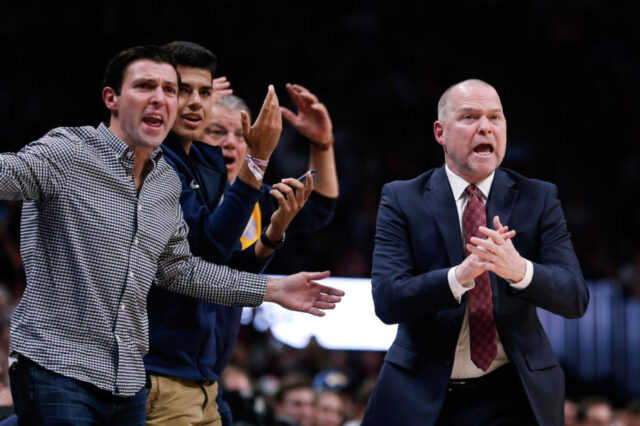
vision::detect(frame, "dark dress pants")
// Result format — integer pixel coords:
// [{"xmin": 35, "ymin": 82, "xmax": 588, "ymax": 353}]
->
[{"xmin": 435, "ymin": 364, "xmax": 537, "ymax": 426}]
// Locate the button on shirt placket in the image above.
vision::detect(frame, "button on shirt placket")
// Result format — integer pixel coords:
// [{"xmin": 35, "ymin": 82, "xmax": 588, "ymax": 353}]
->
[
  {"xmin": 115, "ymin": 153, "xmax": 169, "ymax": 393},
  {"xmin": 113, "ymin": 152, "xmax": 137, "ymax": 392}
]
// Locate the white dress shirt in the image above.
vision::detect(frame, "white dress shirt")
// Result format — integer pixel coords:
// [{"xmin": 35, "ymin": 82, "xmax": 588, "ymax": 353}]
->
[{"xmin": 444, "ymin": 165, "xmax": 533, "ymax": 379}]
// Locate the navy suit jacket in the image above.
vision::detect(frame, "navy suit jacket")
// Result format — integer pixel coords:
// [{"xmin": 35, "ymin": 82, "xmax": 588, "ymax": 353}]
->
[{"xmin": 363, "ymin": 166, "xmax": 589, "ymax": 426}]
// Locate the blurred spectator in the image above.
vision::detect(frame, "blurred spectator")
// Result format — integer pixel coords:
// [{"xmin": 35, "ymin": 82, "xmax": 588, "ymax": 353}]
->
[
  {"xmin": 311, "ymin": 391, "xmax": 344, "ymax": 426},
  {"xmin": 624, "ymin": 399, "xmax": 640, "ymax": 426},
  {"xmin": 344, "ymin": 377, "xmax": 376, "ymax": 426},
  {"xmin": 312, "ymin": 370, "xmax": 352, "ymax": 424},
  {"xmin": 274, "ymin": 374, "xmax": 314, "ymax": 426},
  {"xmin": 566, "ymin": 399, "xmax": 579, "ymax": 426},
  {"xmin": 0, "ymin": 316, "xmax": 12, "ymax": 421},
  {"xmin": 312, "ymin": 370, "xmax": 350, "ymax": 393},
  {"xmin": 221, "ymin": 365, "xmax": 273, "ymax": 426},
  {"xmin": 223, "ymin": 365, "xmax": 254, "ymax": 394},
  {"xmin": 618, "ymin": 252, "xmax": 640, "ymax": 298},
  {"xmin": 577, "ymin": 397, "xmax": 613, "ymax": 426},
  {"xmin": 0, "ymin": 206, "xmax": 21, "ymax": 272}
]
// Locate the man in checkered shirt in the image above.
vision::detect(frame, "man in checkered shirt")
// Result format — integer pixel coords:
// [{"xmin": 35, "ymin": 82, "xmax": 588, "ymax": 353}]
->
[{"xmin": 0, "ymin": 45, "xmax": 343, "ymax": 425}]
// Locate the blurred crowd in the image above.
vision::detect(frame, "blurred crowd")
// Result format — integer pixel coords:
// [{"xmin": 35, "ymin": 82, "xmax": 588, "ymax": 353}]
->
[
  {"xmin": 1, "ymin": 2, "xmax": 640, "ymax": 293},
  {"xmin": 0, "ymin": 1, "xmax": 639, "ymax": 424},
  {"xmin": 565, "ymin": 398, "xmax": 640, "ymax": 426}
]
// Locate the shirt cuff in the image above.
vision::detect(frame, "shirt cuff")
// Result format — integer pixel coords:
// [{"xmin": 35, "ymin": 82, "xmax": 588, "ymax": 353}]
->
[
  {"xmin": 448, "ymin": 267, "xmax": 475, "ymax": 303},
  {"xmin": 508, "ymin": 260, "xmax": 533, "ymax": 289}
]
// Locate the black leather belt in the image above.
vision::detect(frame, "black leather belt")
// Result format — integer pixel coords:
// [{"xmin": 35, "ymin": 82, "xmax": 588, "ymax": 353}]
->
[{"xmin": 447, "ymin": 364, "xmax": 515, "ymax": 392}]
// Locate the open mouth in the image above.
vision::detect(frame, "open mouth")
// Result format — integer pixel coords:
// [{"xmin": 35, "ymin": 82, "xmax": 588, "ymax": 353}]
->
[
  {"xmin": 143, "ymin": 114, "xmax": 164, "ymax": 128},
  {"xmin": 473, "ymin": 144, "xmax": 494, "ymax": 155},
  {"xmin": 182, "ymin": 114, "xmax": 202, "ymax": 128},
  {"xmin": 223, "ymin": 155, "xmax": 235, "ymax": 165}
]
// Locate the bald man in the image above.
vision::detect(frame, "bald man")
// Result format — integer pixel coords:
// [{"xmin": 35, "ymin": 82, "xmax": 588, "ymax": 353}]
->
[{"xmin": 363, "ymin": 79, "xmax": 588, "ymax": 426}]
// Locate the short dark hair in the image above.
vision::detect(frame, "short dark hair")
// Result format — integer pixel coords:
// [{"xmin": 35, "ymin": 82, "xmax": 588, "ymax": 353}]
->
[
  {"xmin": 163, "ymin": 41, "xmax": 217, "ymax": 79},
  {"xmin": 103, "ymin": 45, "xmax": 178, "ymax": 95}
]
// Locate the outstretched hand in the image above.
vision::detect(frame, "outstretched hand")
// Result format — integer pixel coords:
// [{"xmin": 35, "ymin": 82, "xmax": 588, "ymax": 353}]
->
[
  {"xmin": 241, "ymin": 85, "xmax": 282, "ymax": 160},
  {"xmin": 466, "ymin": 216, "xmax": 527, "ymax": 282},
  {"xmin": 280, "ymin": 83, "xmax": 333, "ymax": 144},
  {"xmin": 455, "ymin": 218, "xmax": 516, "ymax": 284},
  {"xmin": 264, "ymin": 271, "xmax": 344, "ymax": 317}
]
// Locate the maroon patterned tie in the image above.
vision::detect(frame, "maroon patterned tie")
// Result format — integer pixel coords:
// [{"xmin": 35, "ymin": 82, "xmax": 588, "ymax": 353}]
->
[{"xmin": 463, "ymin": 185, "xmax": 497, "ymax": 371}]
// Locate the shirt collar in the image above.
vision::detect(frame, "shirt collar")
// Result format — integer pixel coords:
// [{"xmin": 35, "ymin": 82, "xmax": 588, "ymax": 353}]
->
[
  {"xmin": 444, "ymin": 163, "xmax": 495, "ymax": 201},
  {"xmin": 98, "ymin": 123, "xmax": 163, "ymax": 163}
]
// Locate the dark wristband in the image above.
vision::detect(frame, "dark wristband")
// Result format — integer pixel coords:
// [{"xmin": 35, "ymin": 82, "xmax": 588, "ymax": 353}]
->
[{"xmin": 260, "ymin": 228, "xmax": 285, "ymax": 250}]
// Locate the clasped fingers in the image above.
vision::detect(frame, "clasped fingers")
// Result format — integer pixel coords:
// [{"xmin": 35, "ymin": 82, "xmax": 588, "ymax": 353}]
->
[
  {"xmin": 469, "ymin": 236, "xmax": 501, "ymax": 257},
  {"xmin": 455, "ymin": 253, "xmax": 490, "ymax": 284},
  {"xmin": 467, "ymin": 237, "xmax": 526, "ymax": 282}
]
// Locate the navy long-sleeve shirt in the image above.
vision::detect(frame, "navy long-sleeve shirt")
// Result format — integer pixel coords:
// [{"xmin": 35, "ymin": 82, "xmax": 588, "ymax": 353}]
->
[{"xmin": 145, "ymin": 133, "xmax": 336, "ymax": 381}]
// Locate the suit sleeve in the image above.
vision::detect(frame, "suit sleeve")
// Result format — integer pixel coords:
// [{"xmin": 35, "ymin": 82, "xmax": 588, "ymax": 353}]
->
[
  {"xmin": 515, "ymin": 183, "xmax": 589, "ymax": 318},
  {"xmin": 371, "ymin": 183, "xmax": 459, "ymax": 325}
]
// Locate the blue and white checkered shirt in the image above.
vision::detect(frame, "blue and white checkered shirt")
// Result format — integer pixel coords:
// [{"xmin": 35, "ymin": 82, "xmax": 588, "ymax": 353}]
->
[{"xmin": 1, "ymin": 123, "xmax": 267, "ymax": 396}]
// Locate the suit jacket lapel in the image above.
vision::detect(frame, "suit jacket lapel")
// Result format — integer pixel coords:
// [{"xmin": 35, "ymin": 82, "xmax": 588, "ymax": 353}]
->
[
  {"xmin": 423, "ymin": 166, "xmax": 465, "ymax": 267},
  {"xmin": 421, "ymin": 167, "xmax": 519, "ymax": 308},
  {"xmin": 486, "ymin": 168, "xmax": 518, "ymax": 309}
]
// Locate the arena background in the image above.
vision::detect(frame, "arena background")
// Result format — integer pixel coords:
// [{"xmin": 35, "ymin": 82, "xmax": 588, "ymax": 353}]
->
[{"xmin": 0, "ymin": 0, "xmax": 638, "ymax": 416}]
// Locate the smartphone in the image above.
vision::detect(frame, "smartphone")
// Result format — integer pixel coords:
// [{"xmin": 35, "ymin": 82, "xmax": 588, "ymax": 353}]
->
[
  {"xmin": 297, "ymin": 169, "xmax": 317, "ymax": 187},
  {"xmin": 271, "ymin": 169, "xmax": 317, "ymax": 207}
]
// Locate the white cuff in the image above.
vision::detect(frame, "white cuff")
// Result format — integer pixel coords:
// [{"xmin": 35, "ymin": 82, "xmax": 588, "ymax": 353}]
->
[
  {"xmin": 448, "ymin": 267, "xmax": 475, "ymax": 303},
  {"xmin": 509, "ymin": 260, "xmax": 533, "ymax": 289}
]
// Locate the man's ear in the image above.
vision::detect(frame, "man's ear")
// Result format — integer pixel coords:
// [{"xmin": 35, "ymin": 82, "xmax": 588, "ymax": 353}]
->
[
  {"xmin": 102, "ymin": 87, "xmax": 118, "ymax": 112},
  {"xmin": 434, "ymin": 120, "xmax": 445, "ymax": 146}
]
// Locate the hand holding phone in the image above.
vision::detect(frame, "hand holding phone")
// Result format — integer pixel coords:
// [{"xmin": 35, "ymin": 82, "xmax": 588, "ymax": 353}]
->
[
  {"xmin": 268, "ymin": 170, "xmax": 316, "ymax": 235},
  {"xmin": 297, "ymin": 169, "xmax": 317, "ymax": 187},
  {"xmin": 270, "ymin": 169, "xmax": 317, "ymax": 209}
]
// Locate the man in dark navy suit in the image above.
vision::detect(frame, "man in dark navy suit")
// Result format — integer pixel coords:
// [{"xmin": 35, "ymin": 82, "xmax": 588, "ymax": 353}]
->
[{"xmin": 363, "ymin": 79, "xmax": 589, "ymax": 426}]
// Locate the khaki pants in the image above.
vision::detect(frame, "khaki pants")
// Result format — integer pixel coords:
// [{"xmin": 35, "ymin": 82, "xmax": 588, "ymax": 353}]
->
[{"xmin": 146, "ymin": 374, "xmax": 221, "ymax": 426}]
